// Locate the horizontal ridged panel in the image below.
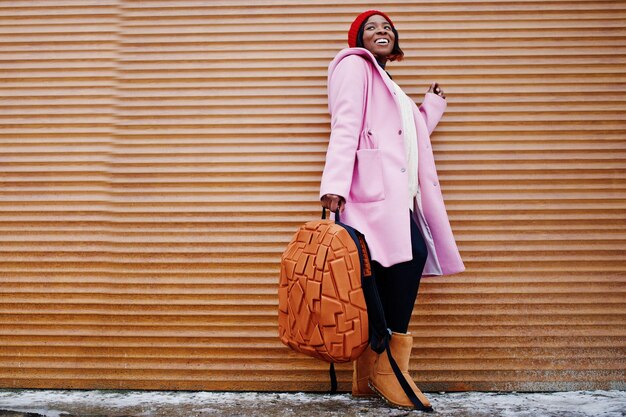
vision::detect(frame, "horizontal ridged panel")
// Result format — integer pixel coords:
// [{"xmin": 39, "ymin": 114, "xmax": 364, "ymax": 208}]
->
[{"xmin": 0, "ymin": 0, "xmax": 625, "ymax": 392}]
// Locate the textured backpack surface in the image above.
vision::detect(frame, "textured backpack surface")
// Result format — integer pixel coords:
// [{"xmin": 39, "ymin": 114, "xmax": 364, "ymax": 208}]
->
[{"xmin": 278, "ymin": 219, "xmax": 369, "ymax": 363}]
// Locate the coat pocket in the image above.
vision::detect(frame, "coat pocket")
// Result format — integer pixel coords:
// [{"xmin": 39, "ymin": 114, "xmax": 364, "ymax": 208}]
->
[{"xmin": 350, "ymin": 149, "xmax": 385, "ymax": 203}]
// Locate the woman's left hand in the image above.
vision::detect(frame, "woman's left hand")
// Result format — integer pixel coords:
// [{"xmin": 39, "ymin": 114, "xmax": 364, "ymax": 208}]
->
[{"xmin": 428, "ymin": 82, "xmax": 446, "ymax": 99}]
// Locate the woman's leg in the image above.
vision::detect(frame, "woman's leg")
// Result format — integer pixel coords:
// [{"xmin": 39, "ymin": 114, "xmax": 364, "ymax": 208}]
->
[
  {"xmin": 374, "ymin": 212, "xmax": 428, "ymax": 333},
  {"xmin": 369, "ymin": 212, "xmax": 432, "ymax": 410}
]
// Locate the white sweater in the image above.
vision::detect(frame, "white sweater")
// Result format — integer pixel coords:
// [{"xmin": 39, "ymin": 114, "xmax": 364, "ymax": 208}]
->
[{"xmin": 391, "ymin": 80, "xmax": 422, "ymax": 212}]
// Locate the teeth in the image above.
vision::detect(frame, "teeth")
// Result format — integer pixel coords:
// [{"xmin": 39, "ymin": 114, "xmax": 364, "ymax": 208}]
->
[{"xmin": 375, "ymin": 39, "xmax": 389, "ymax": 45}]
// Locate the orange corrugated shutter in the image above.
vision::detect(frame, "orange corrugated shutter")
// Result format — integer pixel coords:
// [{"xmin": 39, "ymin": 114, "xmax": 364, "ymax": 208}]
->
[{"xmin": 0, "ymin": 0, "xmax": 624, "ymax": 391}]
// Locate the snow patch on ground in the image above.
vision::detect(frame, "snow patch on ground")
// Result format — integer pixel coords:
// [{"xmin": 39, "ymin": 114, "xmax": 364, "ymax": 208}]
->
[
  {"xmin": 0, "ymin": 389, "xmax": 623, "ymax": 417},
  {"xmin": 429, "ymin": 391, "xmax": 625, "ymax": 417}
]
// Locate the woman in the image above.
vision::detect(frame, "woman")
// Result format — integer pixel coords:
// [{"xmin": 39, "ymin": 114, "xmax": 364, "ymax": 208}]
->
[{"xmin": 319, "ymin": 10, "xmax": 465, "ymax": 410}]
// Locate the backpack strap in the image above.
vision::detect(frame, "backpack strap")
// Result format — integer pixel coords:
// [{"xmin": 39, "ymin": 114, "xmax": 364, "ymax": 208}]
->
[
  {"xmin": 321, "ymin": 207, "xmax": 340, "ymax": 222},
  {"xmin": 329, "ymin": 363, "xmax": 337, "ymax": 393},
  {"xmin": 356, "ymin": 234, "xmax": 430, "ymax": 411},
  {"xmin": 383, "ymin": 333, "xmax": 431, "ymax": 411}
]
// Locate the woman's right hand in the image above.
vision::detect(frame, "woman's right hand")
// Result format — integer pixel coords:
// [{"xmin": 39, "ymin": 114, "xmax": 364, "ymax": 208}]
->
[
  {"xmin": 320, "ymin": 193, "xmax": 345, "ymax": 213},
  {"xmin": 427, "ymin": 82, "xmax": 446, "ymax": 99}
]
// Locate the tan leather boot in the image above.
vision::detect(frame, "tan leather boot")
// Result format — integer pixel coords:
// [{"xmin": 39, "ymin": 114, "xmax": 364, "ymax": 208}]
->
[
  {"xmin": 351, "ymin": 346, "xmax": 377, "ymax": 396},
  {"xmin": 369, "ymin": 332, "xmax": 433, "ymax": 411}
]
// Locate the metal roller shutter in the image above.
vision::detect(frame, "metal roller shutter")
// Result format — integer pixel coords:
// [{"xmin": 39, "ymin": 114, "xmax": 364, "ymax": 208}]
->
[
  {"xmin": 0, "ymin": 0, "xmax": 119, "ymax": 388},
  {"xmin": 0, "ymin": 0, "xmax": 624, "ymax": 391}
]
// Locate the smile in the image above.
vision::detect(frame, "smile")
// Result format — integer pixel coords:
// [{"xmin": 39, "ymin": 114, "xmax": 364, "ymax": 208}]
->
[{"xmin": 375, "ymin": 39, "xmax": 389, "ymax": 45}]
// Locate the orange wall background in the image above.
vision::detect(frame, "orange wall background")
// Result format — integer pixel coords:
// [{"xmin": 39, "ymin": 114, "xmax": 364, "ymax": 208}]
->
[{"xmin": 0, "ymin": 0, "xmax": 624, "ymax": 391}]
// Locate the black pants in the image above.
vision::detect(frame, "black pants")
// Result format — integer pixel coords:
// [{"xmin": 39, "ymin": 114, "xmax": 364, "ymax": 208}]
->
[{"xmin": 373, "ymin": 211, "xmax": 428, "ymax": 334}]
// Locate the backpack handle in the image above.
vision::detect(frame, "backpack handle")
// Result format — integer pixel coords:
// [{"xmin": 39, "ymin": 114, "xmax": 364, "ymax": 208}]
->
[{"xmin": 321, "ymin": 207, "xmax": 341, "ymax": 223}]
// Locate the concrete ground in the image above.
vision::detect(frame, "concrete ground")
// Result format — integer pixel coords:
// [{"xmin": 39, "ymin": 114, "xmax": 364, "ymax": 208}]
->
[{"xmin": 0, "ymin": 390, "xmax": 624, "ymax": 417}]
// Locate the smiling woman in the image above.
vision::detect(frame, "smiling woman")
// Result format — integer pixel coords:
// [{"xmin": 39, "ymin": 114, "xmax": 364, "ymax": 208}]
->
[
  {"xmin": 319, "ymin": 9, "xmax": 463, "ymax": 412},
  {"xmin": 354, "ymin": 13, "xmax": 403, "ymax": 67},
  {"xmin": 359, "ymin": 15, "xmax": 396, "ymax": 64}
]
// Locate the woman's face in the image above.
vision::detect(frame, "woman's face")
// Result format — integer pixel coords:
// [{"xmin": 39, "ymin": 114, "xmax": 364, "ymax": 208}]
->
[{"xmin": 361, "ymin": 15, "xmax": 395, "ymax": 62}]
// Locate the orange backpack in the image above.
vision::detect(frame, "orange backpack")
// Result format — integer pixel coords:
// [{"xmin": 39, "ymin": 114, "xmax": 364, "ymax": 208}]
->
[
  {"xmin": 278, "ymin": 210, "xmax": 371, "ymax": 365},
  {"xmin": 278, "ymin": 210, "xmax": 433, "ymax": 409}
]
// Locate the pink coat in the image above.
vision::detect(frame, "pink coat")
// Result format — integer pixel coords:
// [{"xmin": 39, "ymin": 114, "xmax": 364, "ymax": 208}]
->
[{"xmin": 320, "ymin": 48, "xmax": 464, "ymax": 276}]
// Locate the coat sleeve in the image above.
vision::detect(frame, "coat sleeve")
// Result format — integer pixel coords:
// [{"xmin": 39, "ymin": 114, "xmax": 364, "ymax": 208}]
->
[
  {"xmin": 319, "ymin": 55, "xmax": 368, "ymax": 200},
  {"xmin": 418, "ymin": 92, "xmax": 447, "ymax": 135}
]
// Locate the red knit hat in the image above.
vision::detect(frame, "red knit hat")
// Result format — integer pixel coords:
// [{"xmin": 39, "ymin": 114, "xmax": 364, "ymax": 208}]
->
[{"xmin": 348, "ymin": 10, "xmax": 395, "ymax": 48}]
